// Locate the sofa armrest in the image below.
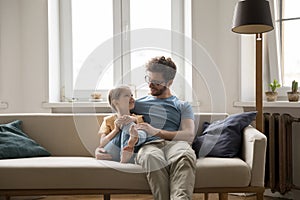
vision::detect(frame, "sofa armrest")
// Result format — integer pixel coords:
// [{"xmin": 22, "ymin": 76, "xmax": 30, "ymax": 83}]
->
[{"xmin": 241, "ymin": 126, "xmax": 267, "ymax": 187}]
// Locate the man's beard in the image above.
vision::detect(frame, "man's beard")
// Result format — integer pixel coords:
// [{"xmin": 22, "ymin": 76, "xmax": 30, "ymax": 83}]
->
[{"xmin": 150, "ymin": 86, "xmax": 168, "ymax": 96}]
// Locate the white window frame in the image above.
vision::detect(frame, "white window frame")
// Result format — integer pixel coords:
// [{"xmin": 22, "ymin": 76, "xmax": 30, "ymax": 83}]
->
[
  {"xmin": 271, "ymin": 0, "xmax": 300, "ymax": 97},
  {"xmin": 48, "ymin": 0, "xmax": 192, "ymax": 103},
  {"xmin": 277, "ymin": 0, "xmax": 300, "ymax": 86}
]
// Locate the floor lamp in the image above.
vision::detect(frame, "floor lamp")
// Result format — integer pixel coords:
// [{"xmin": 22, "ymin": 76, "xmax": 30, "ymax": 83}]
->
[{"xmin": 232, "ymin": 0, "xmax": 274, "ymax": 133}]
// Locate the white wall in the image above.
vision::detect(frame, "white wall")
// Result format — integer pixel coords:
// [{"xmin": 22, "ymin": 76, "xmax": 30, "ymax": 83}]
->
[
  {"xmin": 192, "ymin": 0, "xmax": 242, "ymax": 114},
  {"xmin": 0, "ymin": 0, "xmax": 242, "ymax": 114},
  {"xmin": 0, "ymin": 0, "xmax": 50, "ymax": 113}
]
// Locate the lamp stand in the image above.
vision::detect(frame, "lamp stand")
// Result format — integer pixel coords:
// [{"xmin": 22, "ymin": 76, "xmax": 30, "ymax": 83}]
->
[{"xmin": 256, "ymin": 33, "xmax": 263, "ymax": 133}]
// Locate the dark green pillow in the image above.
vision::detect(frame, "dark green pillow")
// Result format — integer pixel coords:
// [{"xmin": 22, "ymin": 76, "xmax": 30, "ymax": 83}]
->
[{"xmin": 0, "ymin": 120, "xmax": 51, "ymax": 159}]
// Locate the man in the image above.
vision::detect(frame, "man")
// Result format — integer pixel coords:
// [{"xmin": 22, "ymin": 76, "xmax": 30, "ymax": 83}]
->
[
  {"xmin": 95, "ymin": 56, "xmax": 196, "ymax": 200},
  {"xmin": 132, "ymin": 56, "xmax": 196, "ymax": 200}
]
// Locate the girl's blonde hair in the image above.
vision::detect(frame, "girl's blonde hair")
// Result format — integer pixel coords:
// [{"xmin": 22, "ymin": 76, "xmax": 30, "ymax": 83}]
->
[{"xmin": 108, "ymin": 85, "xmax": 131, "ymax": 112}]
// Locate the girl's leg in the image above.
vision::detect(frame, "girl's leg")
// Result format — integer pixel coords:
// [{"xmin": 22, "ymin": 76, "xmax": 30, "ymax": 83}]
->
[
  {"xmin": 121, "ymin": 122, "xmax": 147, "ymax": 148},
  {"xmin": 103, "ymin": 132, "xmax": 121, "ymax": 162},
  {"xmin": 136, "ymin": 129, "xmax": 147, "ymax": 146},
  {"xmin": 120, "ymin": 122, "xmax": 147, "ymax": 163}
]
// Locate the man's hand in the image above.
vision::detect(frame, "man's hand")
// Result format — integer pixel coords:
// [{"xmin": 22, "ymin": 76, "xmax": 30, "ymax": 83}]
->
[
  {"xmin": 135, "ymin": 123, "xmax": 160, "ymax": 136},
  {"xmin": 95, "ymin": 147, "xmax": 113, "ymax": 160},
  {"xmin": 136, "ymin": 119, "xmax": 195, "ymax": 142}
]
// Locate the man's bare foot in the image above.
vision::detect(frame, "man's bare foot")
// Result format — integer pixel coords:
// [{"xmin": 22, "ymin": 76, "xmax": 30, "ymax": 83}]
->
[
  {"xmin": 127, "ymin": 124, "xmax": 139, "ymax": 147},
  {"xmin": 120, "ymin": 146, "xmax": 134, "ymax": 163}
]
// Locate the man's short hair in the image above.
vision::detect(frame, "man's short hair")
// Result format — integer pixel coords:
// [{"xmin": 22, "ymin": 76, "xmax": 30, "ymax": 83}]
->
[{"xmin": 145, "ymin": 56, "xmax": 177, "ymax": 81}]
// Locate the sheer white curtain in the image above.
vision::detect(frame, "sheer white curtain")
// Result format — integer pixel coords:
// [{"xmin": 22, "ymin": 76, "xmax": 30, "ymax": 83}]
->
[{"xmin": 264, "ymin": 0, "xmax": 281, "ymax": 92}]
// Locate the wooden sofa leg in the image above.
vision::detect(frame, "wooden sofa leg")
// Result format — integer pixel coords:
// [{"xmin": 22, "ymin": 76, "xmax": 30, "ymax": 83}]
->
[
  {"xmin": 103, "ymin": 194, "xmax": 110, "ymax": 200},
  {"xmin": 218, "ymin": 193, "xmax": 228, "ymax": 200},
  {"xmin": 204, "ymin": 193, "xmax": 209, "ymax": 200},
  {"xmin": 256, "ymin": 192, "xmax": 264, "ymax": 200}
]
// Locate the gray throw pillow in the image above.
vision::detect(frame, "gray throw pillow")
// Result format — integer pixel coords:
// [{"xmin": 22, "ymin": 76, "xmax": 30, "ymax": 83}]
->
[{"xmin": 0, "ymin": 120, "xmax": 51, "ymax": 159}]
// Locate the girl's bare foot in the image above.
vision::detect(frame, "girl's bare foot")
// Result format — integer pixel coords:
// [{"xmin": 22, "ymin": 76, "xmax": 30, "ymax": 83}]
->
[
  {"xmin": 120, "ymin": 125, "xmax": 139, "ymax": 163},
  {"xmin": 120, "ymin": 146, "xmax": 134, "ymax": 163},
  {"xmin": 128, "ymin": 124, "xmax": 139, "ymax": 147}
]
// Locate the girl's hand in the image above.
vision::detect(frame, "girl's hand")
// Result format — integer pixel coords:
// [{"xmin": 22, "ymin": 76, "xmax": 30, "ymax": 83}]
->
[
  {"xmin": 116, "ymin": 115, "xmax": 135, "ymax": 128},
  {"xmin": 95, "ymin": 147, "xmax": 113, "ymax": 160},
  {"xmin": 114, "ymin": 119, "xmax": 122, "ymax": 131},
  {"xmin": 127, "ymin": 115, "xmax": 137, "ymax": 123},
  {"xmin": 135, "ymin": 123, "xmax": 160, "ymax": 136}
]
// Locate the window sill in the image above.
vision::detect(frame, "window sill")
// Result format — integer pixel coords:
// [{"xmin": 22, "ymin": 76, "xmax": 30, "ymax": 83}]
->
[
  {"xmin": 43, "ymin": 101, "xmax": 201, "ymax": 108},
  {"xmin": 42, "ymin": 102, "xmax": 110, "ymax": 108},
  {"xmin": 42, "ymin": 102, "xmax": 112, "ymax": 113},
  {"xmin": 43, "ymin": 101, "xmax": 201, "ymax": 113},
  {"xmin": 234, "ymin": 101, "xmax": 300, "ymax": 108}
]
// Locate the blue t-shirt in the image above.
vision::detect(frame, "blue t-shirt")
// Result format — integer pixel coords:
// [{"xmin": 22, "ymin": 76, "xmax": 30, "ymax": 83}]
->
[{"xmin": 131, "ymin": 95, "xmax": 194, "ymax": 142}]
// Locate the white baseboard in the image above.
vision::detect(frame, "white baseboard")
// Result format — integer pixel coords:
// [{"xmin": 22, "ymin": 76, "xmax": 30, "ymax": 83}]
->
[
  {"xmin": 229, "ymin": 193, "xmax": 255, "ymax": 197},
  {"xmin": 264, "ymin": 189, "xmax": 294, "ymax": 199},
  {"xmin": 230, "ymin": 190, "xmax": 294, "ymax": 199}
]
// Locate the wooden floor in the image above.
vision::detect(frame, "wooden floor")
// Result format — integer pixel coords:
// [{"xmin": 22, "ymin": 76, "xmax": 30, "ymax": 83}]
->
[{"xmin": 3, "ymin": 194, "xmax": 288, "ymax": 200}]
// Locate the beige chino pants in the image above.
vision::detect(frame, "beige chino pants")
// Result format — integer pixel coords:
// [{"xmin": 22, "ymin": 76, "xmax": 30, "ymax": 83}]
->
[{"xmin": 136, "ymin": 140, "xmax": 196, "ymax": 200}]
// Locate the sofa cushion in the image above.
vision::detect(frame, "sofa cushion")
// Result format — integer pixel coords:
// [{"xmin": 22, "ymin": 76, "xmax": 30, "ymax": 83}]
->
[
  {"xmin": 195, "ymin": 157, "xmax": 251, "ymax": 188},
  {"xmin": 0, "ymin": 156, "xmax": 251, "ymax": 190},
  {"xmin": 0, "ymin": 120, "xmax": 51, "ymax": 159},
  {"xmin": 193, "ymin": 111, "xmax": 257, "ymax": 158},
  {"xmin": 0, "ymin": 157, "xmax": 149, "ymax": 190}
]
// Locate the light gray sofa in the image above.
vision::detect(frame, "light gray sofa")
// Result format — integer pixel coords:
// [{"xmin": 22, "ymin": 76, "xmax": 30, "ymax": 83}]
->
[{"xmin": 0, "ymin": 113, "xmax": 267, "ymax": 200}]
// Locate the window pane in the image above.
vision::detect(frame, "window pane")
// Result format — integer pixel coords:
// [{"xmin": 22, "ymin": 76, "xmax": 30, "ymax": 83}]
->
[
  {"xmin": 130, "ymin": 0, "xmax": 171, "ymax": 71},
  {"xmin": 129, "ymin": 0, "xmax": 172, "ymax": 90},
  {"xmin": 283, "ymin": 0, "xmax": 300, "ymax": 19},
  {"xmin": 71, "ymin": 0, "xmax": 113, "ymax": 89},
  {"xmin": 282, "ymin": 20, "xmax": 300, "ymax": 86},
  {"xmin": 130, "ymin": 0, "xmax": 171, "ymax": 31}
]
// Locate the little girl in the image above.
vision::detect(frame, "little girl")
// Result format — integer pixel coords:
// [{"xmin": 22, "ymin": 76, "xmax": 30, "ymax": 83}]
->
[{"xmin": 97, "ymin": 86, "xmax": 147, "ymax": 163}]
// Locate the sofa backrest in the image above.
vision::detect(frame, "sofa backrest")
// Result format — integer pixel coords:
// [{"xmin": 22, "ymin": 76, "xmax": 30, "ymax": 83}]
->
[{"xmin": 0, "ymin": 113, "xmax": 227, "ymax": 157}]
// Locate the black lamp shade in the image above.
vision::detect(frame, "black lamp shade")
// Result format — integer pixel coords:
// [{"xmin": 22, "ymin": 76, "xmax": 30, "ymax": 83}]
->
[{"xmin": 232, "ymin": 0, "xmax": 274, "ymax": 34}]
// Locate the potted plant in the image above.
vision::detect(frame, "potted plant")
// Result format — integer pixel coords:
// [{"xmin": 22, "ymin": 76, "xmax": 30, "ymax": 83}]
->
[
  {"xmin": 287, "ymin": 80, "xmax": 300, "ymax": 102},
  {"xmin": 265, "ymin": 79, "xmax": 281, "ymax": 102}
]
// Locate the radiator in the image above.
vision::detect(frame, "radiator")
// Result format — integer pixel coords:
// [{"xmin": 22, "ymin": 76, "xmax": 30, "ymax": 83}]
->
[{"xmin": 264, "ymin": 113, "xmax": 300, "ymax": 194}]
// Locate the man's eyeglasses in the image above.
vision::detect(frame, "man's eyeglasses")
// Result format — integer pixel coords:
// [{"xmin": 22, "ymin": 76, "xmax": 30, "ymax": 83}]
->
[{"xmin": 144, "ymin": 75, "xmax": 166, "ymax": 86}]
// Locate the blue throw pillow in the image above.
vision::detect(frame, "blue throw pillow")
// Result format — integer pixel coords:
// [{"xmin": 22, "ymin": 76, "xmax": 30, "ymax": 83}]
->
[
  {"xmin": 192, "ymin": 111, "xmax": 257, "ymax": 158},
  {"xmin": 0, "ymin": 120, "xmax": 51, "ymax": 159},
  {"xmin": 192, "ymin": 121, "xmax": 210, "ymax": 156}
]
